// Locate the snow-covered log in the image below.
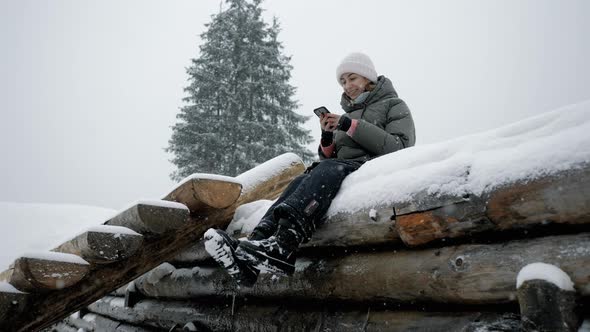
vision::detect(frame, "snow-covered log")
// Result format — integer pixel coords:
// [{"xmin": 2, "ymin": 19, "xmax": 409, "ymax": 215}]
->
[
  {"xmin": 133, "ymin": 234, "xmax": 590, "ymax": 305},
  {"xmin": 517, "ymin": 263, "xmax": 581, "ymax": 331},
  {"xmin": 5, "ymin": 153, "xmax": 305, "ymax": 332},
  {"xmin": 0, "ymin": 252, "xmax": 89, "ymax": 291},
  {"xmin": 87, "ymin": 296, "xmax": 522, "ymax": 332},
  {"xmin": 396, "ymin": 166, "xmax": 590, "ymax": 246},
  {"xmin": 52, "ymin": 225, "xmax": 143, "ymax": 264},
  {"xmin": 105, "ymin": 201, "xmax": 190, "ymax": 236}
]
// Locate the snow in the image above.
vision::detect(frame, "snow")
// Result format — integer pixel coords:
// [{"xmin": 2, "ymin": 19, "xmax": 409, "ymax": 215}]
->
[
  {"xmin": 579, "ymin": 320, "xmax": 590, "ymax": 332},
  {"xmin": 173, "ymin": 173, "xmax": 241, "ymax": 192},
  {"xmin": 0, "ymin": 202, "xmax": 115, "ymax": 271},
  {"xmin": 135, "ymin": 199, "xmax": 189, "ymax": 211},
  {"xmin": 328, "ymin": 101, "xmax": 590, "ymax": 216},
  {"xmin": 21, "ymin": 251, "xmax": 89, "ymax": 265},
  {"xmin": 516, "ymin": 262, "xmax": 575, "ymax": 291},
  {"xmin": 0, "ymin": 281, "xmax": 24, "ymax": 294},
  {"xmin": 86, "ymin": 225, "xmax": 141, "ymax": 236},
  {"xmin": 226, "ymin": 200, "xmax": 274, "ymax": 235},
  {"xmin": 235, "ymin": 152, "xmax": 303, "ymax": 193},
  {"xmin": 145, "ymin": 262, "xmax": 175, "ymax": 285},
  {"xmin": 112, "ymin": 199, "xmax": 189, "ymax": 219}
]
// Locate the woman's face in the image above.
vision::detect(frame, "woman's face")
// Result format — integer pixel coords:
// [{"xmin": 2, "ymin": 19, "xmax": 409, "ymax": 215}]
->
[{"xmin": 340, "ymin": 73, "xmax": 371, "ymax": 100}]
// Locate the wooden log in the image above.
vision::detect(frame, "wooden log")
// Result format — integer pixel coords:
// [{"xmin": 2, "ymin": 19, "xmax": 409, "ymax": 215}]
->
[
  {"xmin": 164, "ymin": 174, "xmax": 242, "ymax": 213},
  {"xmin": 105, "ymin": 200, "xmax": 190, "ymax": 236},
  {"xmin": 87, "ymin": 296, "xmax": 522, "ymax": 332},
  {"xmin": 0, "ymin": 252, "xmax": 89, "ymax": 291},
  {"xmin": 5, "ymin": 153, "xmax": 305, "ymax": 332},
  {"xmin": 396, "ymin": 166, "xmax": 590, "ymax": 246},
  {"xmin": 53, "ymin": 225, "xmax": 143, "ymax": 264},
  {"xmin": 133, "ymin": 233, "xmax": 590, "ymax": 305},
  {"xmin": 306, "ymin": 204, "xmax": 399, "ymax": 248},
  {"xmin": 487, "ymin": 167, "xmax": 590, "ymax": 228},
  {"xmin": 517, "ymin": 263, "xmax": 581, "ymax": 332},
  {"xmin": 0, "ymin": 283, "xmax": 27, "ymax": 330}
]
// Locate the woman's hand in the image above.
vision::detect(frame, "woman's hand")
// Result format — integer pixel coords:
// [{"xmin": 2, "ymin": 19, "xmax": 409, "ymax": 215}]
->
[{"xmin": 320, "ymin": 113, "xmax": 341, "ymax": 132}]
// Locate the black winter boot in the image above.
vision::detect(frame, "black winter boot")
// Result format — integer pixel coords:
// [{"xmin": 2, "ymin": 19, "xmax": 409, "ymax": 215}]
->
[
  {"xmin": 235, "ymin": 219, "xmax": 302, "ymax": 276},
  {"xmin": 203, "ymin": 228, "xmax": 259, "ymax": 287}
]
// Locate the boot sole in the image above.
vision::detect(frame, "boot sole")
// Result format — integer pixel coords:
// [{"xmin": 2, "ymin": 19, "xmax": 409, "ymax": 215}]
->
[
  {"xmin": 204, "ymin": 229, "xmax": 240, "ymax": 276},
  {"xmin": 204, "ymin": 229, "xmax": 259, "ymax": 287},
  {"xmin": 238, "ymin": 241, "xmax": 295, "ymax": 276}
]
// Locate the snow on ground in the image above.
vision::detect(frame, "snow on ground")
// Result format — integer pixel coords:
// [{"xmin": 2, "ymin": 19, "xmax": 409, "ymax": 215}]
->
[
  {"xmin": 0, "ymin": 202, "xmax": 115, "ymax": 271},
  {"xmin": 328, "ymin": 100, "xmax": 590, "ymax": 216}
]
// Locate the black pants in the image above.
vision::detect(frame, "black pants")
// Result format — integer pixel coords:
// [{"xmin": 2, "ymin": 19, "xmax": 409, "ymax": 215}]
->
[{"xmin": 251, "ymin": 158, "xmax": 364, "ymax": 242}]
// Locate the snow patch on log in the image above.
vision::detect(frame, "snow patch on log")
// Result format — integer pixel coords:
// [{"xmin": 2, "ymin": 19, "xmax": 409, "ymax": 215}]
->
[
  {"xmin": 236, "ymin": 153, "xmax": 303, "ymax": 193},
  {"xmin": 175, "ymin": 173, "xmax": 240, "ymax": 189},
  {"xmin": 21, "ymin": 251, "xmax": 89, "ymax": 265},
  {"xmin": 86, "ymin": 225, "xmax": 141, "ymax": 236},
  {"xmin": 134, "ymin": 199, "xmax": 188, "ymax": 211},
  {"xmin": 226, "ymin": 200, "xmax": 273, "ymax": 235},
  {"xmin": 0, "ymin": 281, "xmax": 24, "ymax": 294},
  {"xmin": 517, "ymin": 262, "xmax": 575, "ymax": 291},
  {"xmin": 96, "ymin": 296, "xmax": 125, "ymax": 308},
  {"xmin": 114, "ymin": 200, "xmax": 189, "ymax": 218},
  {"xmin": 295, "ymin": 258, "xmax": 313, "ymax": 272},
  {"xmin": 145, "ymin": 263, "xmax": 175, "ymax": 285},
  {"xmin": 328, "ymin": 101, "xmax": 590, "ymax": 216}
]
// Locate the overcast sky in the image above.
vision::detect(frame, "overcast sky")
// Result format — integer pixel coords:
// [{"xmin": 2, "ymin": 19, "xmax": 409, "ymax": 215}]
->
[{"xmin": 1, "ymin": 0, "xmax": 589, "ymax": 210}]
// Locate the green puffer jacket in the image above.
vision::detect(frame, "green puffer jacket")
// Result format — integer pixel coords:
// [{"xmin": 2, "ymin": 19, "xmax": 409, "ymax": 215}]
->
[{"xmin": 320, "ymin": 75, "xmax": 416, "ymax": 160}]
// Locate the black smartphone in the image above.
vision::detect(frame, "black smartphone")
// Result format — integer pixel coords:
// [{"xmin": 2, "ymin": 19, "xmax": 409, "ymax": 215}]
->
[{"xmin": 313, "ymin": 106, "xmax": 330, "ymax": 117}]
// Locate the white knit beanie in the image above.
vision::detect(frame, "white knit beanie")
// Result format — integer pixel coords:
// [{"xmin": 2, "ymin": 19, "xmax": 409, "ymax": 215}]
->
[{"xmin": 336, "ymin": 52, "xmax": 378, "ymax": 83}]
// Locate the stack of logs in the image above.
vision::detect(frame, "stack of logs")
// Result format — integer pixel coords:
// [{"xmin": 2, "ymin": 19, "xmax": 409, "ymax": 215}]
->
[
  {"xmin": 49, "ymin": 164, "xmax": 590, "ymax": 331},
  {"xmin": 0, "ymin": 153, "xmax": 306, "ymax": 332}
]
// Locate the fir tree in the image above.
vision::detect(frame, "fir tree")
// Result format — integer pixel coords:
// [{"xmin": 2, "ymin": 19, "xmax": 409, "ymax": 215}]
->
[{"xmin": 167, "ymin": 0, "xmax": 313, "ymax": 180}]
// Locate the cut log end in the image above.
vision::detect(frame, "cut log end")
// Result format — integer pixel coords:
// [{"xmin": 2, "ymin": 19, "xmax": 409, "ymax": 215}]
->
[
  {"xmin": 107, "ymin": 203, "xmax": 190, "ymax": 235},
  {"xmin": 0, "ymin": 290, "xmax": 28, "ymax": 326},
  {"xmin": 517, "ymin": 279, "xmax": 581, "ymax": 331},
  {"xmin": 85, "ymin": 231, "xmax": 143, "ymax": 263},
  {"xmin": 164, "ymin": 178, "xmax": 242, "ymax": 212},
  {"xmin": 3, "ymin": 256, "xmax": 90, "ymax": 291},
  {"xmin": 54, "ymin": 229, "xmax": 143, "ymax": 264}
]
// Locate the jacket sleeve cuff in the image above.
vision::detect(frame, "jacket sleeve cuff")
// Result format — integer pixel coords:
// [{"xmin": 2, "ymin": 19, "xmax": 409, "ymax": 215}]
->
[
  {"xmin": 320, "ymin": 142, "xmax": 336, "ymax": 158},
  {"xmin": 346, "ymin": 119, "xmax": 359, "ymax": 137}
]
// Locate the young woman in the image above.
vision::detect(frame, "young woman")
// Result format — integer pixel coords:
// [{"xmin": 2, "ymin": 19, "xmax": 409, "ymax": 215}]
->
[{"xmin": 204, "ymin": 52, "xmax": 416, "ymax": 286}]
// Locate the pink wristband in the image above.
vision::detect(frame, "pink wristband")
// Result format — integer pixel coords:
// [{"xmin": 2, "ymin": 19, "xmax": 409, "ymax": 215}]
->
[
  {"xmin": 320, "ymin": 142, "xmax": 335, "ymax": 158},
  {"xmin": 346, "ymin": 119, "xmax": 359, "ymax": 137}
]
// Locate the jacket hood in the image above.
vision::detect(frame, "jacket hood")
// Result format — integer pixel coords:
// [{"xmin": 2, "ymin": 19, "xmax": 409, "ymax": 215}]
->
[{"xmin": 340, "ymin": 76, "xmax": 398, "ymax": 113}]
